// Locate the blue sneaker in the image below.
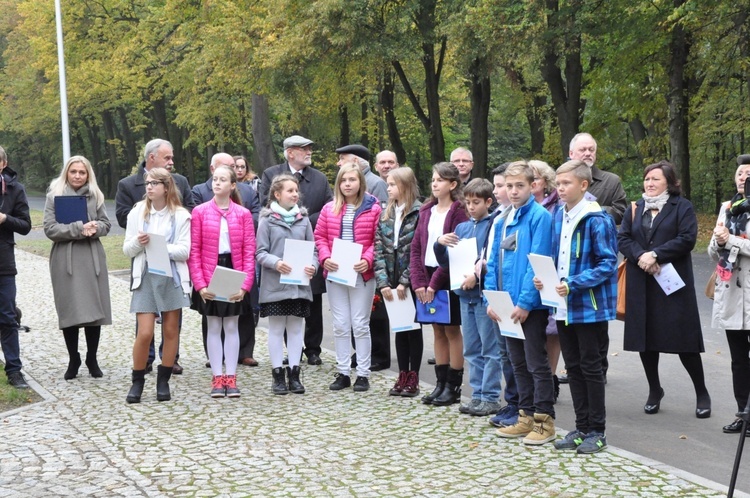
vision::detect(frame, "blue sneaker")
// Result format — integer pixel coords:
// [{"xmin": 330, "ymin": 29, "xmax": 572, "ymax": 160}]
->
[
  {"xmin": 489, "ymin": 404, "xmax": 519, "ymax": 427},
  {"xmin": 553, "ymin": 429, "xmax": 586, "ymax": 450},
  {"xmin": 577, "ymin": 432, "xmax": 607, "ymax": 454}
]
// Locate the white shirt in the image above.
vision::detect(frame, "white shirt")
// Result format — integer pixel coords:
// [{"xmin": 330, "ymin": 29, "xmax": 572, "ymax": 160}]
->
[
  {"xmin": 219, "ymin": 216, "xmax": 231, "ymax": 254},
  {"xmin": 145, "ymin": 206, "xmax": 173, "ymax": 238},
  {"xmin": 486, "ymin": 204, "xmax": 510, "ymax": 262},
  {"xmin": 425, "ymin": 206, "xmax": 448, "ymax": 268},
  {"xmin": 555, "ymin": 198, "xmax": 590, "ymax": 320},
  {"xmin": 393, "ymin": 203, "xmax": 406, "ymax": 249}
]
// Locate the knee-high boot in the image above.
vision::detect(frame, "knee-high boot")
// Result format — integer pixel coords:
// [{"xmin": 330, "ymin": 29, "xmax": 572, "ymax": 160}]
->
[
  {"xmin": 422, "ymin": 364, "xmax": 449, "ymax": 405},
  {"xmin": 62, "ymin": 327, "xmax": 81, "ymax": 380}
]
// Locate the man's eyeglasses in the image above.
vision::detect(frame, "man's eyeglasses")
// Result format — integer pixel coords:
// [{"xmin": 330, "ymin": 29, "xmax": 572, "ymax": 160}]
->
[{"xmin": 144, "ymin": 181, "xmax": 164, "ymax": 187}]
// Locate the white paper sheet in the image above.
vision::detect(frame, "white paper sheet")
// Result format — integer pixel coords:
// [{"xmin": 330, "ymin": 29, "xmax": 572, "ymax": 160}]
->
[
  {"xmin": 145, "ymin": 233, "xmax": 172, "ymax": 276},
  {"xmin": 653, "ymin": 263, "xmax": 686, "ymax": 296},
  {"xmin": 326, "ymin": 238, "xmax": 363, "ymax": 288},
  {"xmin": 207, "ymin": 266, "xmax": 248, "ymax": 302},
  {"xmin": 527, "ymin": 253, "xmax": 567, "ymax": 310},
  {"xmin": 483, "ymin": 290, "xmax": 526, "ymax": 340},
  {"xmin": 383, "ymin": 288, "xmax": 420, "ymax": 333},
  {"xmin": 448, "ymin": 237, "xmax": 478, "ymax": 290},
  {"xmin": 279, "ymin": 239, "xmax": 315, "ymax": 286}
]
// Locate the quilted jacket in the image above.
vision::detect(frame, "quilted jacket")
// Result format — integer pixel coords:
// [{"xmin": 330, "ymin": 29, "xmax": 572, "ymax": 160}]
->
[
  {"xmin": 188, "ymin": 199, "xmax": 256, "ymax": 292},
  {"xmin": 374, "ymin": 200, "xmax": 422, "ymax": 290}
]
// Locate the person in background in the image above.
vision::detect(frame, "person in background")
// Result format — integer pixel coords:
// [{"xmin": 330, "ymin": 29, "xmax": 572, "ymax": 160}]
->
[
  {"xmin": 0, "ymin": 145, "xmax": 31, "ymax": 389},
  {"xmin": 233, "ymin": 155, "xmax": 261, "ymax": 194},
  {"xmin": 123, "ymin": 168, "xmax": 191, "ymax": 404},
  {"xmin": 450, "ymin": 147, "xmax": 474, "ymax": 186},
  {"xmin": 44, "ymin": 156, "xmax": 111, "ymax": 380},
  {"xmin": 618, "ymin": 160, "xmax": 710, "ymax": 419},
  {"xmin": 708, "ymin": 154, "xmax": 750, "ymax": 436},
  {"xmin": 374, "ymin": 150, "xmax": 400, "ymax": 180}
]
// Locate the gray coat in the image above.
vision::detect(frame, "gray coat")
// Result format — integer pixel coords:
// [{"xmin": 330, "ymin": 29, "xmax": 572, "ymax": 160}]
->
[
  {"xmin": 44, "ymin": 185, "xmax": 112, "ymax": 329},
  {"xmin": 255, "ymin": 207, "xmax": 318, "ymax": 304}
]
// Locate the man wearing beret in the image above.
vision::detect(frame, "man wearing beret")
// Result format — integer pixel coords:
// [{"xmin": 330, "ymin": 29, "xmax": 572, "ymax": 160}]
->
[
  {"xmin": 260, "ymin": 135, "xmax": 333, "ymax": 365},
  {"xmin": 336, "ymin": 144, "xmax": 388, "ymax": 203}
]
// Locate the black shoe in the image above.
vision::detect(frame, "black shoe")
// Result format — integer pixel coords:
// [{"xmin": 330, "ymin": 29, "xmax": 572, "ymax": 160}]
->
[
  {"xmin": 723, "ymin": 418, "xmax": 750, "ymax": 435},
  {"xmin": 558, "ymin": 372, "xmax": 569, "ymax": 384},
  {"xmin": 64, "ymin": 352, "xmax": 82, "ymax": 380},
  {"xmin": 171, "ymin": 362, "xmax": 183, "ymax": 375},
  {"xmin": 272, "ymin": 367, "xmax": 288, "ymax": 395},
  {"xmin": 432, "ymin": 368, "xmax": 463, "ymax": 407},
  {"xmin": 644, "ymin": 388, "xmax": 664, "ymax": 414},
  {"xmin": 205, "ymin": 361, "xmax": 211, "ymax": 368},
  {"xmin": 7, "ymin": 371, "xmax": 29, "ymax": 389},
  {"xmin": 427, "ymin": 357, "xmax": 436, "ymax": 365},
  {"xmin": 156, "ymin": 365, "xmax": 172, "ymax": 401},
  {"xmin": 307, "ymin": 354, "xmax": 322, "ymax": 366},
  {"xmin": 85, "ymin": 352, "xmax": 103, "ymax": 378},
  {"xmin": 553, "ymin": 375, "xmax": 560, "ymax": 403},
  {"xmin": 283, "ymin": 357, "xmax": 289, "ymax": 365},
  {"xmin": 370, "ymin": 362, "xmax": 390, "ymax": 372},
  {"xmin": 126, "ymin": 369, "xmax": 146, "ymax": 403},
  {"xmin": 287, "ymin": 366, "xmax": 305, "ymax": 394},
  {"xmin": 353, "ymin": 376, "xmax": 370, "ymax": 392},
  {"xmin": 146, "ymin": 362, "xmax": 154, "ymax": 374},
  {"xmin": 422, "ymin": 364, "xmax": 448, "ymax": 405},
  {"xmin": 329, "ymin": 373, "xmax": 351, "ymax": 391}
]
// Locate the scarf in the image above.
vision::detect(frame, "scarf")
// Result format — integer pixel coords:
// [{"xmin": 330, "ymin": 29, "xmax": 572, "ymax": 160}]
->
[
  {"xmin": 642, "ymin": 191, "xmax": 670, "ymax": 212},
  {"xmin": 270, "ymin": 201, "xmax": 300, "ymax": 225},
  {"xmin": 717, "ymin": 192, "xmax": 750, "ymax": 280}
]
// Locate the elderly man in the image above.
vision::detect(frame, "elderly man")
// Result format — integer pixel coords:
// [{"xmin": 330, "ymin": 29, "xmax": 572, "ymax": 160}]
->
[
  {"xmin": 115, "ymin": 139, "xmax": 196, "ymax": 375},
  {"xmin": 335, "ymin": 144, "xmax": 388, "ymax": 203},
  {"xmin": 568, "ymin": 133, "xmax": 628, "ymax": 224},
  {"xmin": 450, "ymin": 147, "xmax": 474, "ymax": 185},
  {"xmin": 260, "ymin": 135, "xmax": 333, "ymax": 365},
  {"xmin": 193, "ymin": 152, "xmax": 261, "ymax": 367},
  {"xmin": 0, "ymin": 146, "xmax": 31, "ymax": 389},
  {"xmin": 374, "ymin": 150, "xmax": 399, "ymax": 180}
]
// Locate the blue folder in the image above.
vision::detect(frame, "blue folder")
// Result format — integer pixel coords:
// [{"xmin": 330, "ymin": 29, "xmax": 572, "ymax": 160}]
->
[
  {"xmin": 54, "ymin": 196, "xmax": 88, "ymax": 224},
  {"xmin": 416, "ymin": 290, "xmax": 451, "ymax": 324}
]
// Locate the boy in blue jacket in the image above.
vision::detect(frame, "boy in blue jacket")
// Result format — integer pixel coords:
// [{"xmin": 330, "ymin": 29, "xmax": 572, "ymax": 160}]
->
[
  {"xmin": 534, "ymin": 159, "xmax": 618, "ymax": 454},
  {"xmin": 435, "ymin": 179, "xmax": 499, "ymax": 417},
  {"xmin": 485, "ymin": 161, "xmax": 556, "ymax": 445}
]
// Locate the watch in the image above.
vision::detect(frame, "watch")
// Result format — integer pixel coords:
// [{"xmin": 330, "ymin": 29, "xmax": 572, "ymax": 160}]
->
[{"xmin": 650, "ymin": 251, "xmax": 658, "ymax": 260}]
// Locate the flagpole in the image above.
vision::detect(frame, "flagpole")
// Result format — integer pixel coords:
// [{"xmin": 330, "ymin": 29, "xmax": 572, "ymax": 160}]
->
[{"xmin": 54, "ymin": 0, "xmax": 70, "ymax": 162}]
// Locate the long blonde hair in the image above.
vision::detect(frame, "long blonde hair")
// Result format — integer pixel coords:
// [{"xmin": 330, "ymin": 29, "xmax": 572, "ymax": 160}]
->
[
  {"xmin": 382, "ymin": 167, "xmax": 419, "ymax": 221},
  {"xmin": 48, "ymin": 155, "xmax": 105, "ymax": 208},
  {"xmin": 142, "ymin": 167, "xmax": 184, "ymax": 221},
  {"xmin": 213, "ymin": 164, "xmax": 243, "ymax": 205},
  {"xmin": 332, "ymin": 162, "xmax": 366, "ymax": 215}
]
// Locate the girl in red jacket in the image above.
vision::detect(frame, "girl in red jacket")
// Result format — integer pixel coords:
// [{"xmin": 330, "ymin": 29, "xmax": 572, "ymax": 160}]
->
[
  {"xmin": 410, "ymin": 162, "xmax": 467, "ymax": 407},
  {"xmin": 189, "ymin": 165, "xmax": 256, "ymax": 398},
  {"xmin": 314, "ymin": 162, "xmax": 382, "ymax": 392}
]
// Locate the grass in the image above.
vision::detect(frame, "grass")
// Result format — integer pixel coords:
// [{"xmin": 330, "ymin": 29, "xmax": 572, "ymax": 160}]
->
[
  {"xmin": 29, "ymin": 208, "xmax": 43, "ymax": 228},
  {"xmin": 17, "ymin": 234, "xmax": 130, "ymax": 271},
  {"xmin": 0, "ymin": 370, "xmax": 43, "ymax": 413}
]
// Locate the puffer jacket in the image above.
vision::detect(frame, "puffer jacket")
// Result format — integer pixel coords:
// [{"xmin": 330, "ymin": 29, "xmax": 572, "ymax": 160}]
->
[
  {"xmin": 256, "ymin": 206, "xmax": 318, "ymax": 304},
  {"xmin": 189, "ymin": 199, "xmax": 255, "ymax": 292},
  {"xmin": 0, "ymin": 166, "xmax": 31, "ymax": 276},
  {"xmin": 374, "ymin": 200, "xmax": 421, "ymax": 290},
  {"xmin": 314, "ymin": 194, "xmax": 382, "ymax": 282}
]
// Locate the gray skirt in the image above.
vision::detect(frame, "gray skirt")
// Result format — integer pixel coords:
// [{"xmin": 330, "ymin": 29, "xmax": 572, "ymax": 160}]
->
[{"xmin": 130, "ymin": 265, "xmax": 190, "ymax": 314}]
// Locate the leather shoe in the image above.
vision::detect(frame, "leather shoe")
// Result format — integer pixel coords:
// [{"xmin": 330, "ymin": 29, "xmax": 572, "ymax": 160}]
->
[
  {"xmin": 427, "ymin": 357, "xmax": 436, "ymax": 365},
  {"xmin": 171, "ymin": 362, "xmax": 183, "ymax": 375},
  {"xmin": 7, "ymin": 371, "xmax": 29, "ymax": 389},
  {"xmin": 723, "ymin": 418, "xmax": 750, "ymax": 435},
  {"xmin": 146, "ymin": 362, "xmax": 153, "ymax": 374},
  {"xmin": 370, "ymin": 362, "xmax": 390, "ymax": 372},
  {"xmin": 307, "ymin": 354, "xmax": 322, "ymax": 366},
  {"xmin": 696, "ymin": 407, "xmax": 712, "ymax": 419},
  {"xmin": 558, "ymin": 372, "xmax": 569, "ymax": 384},
  {"xmin": 644, "ymin": 388, "xmax": 665, "ymax": 414},
  {"xmin": 240, "ymin": 357, "xmax": 258, "ymax": 367}
]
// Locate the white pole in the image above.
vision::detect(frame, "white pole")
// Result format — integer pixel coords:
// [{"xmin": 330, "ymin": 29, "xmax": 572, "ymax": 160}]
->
[{"xmin": 55, "ymin": 0, "xmax": 70, "ymax": 162}]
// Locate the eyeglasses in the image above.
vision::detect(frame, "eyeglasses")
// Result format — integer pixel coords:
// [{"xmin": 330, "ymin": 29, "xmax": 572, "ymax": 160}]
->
[{"xmin": 144, "ymin": 181, "xmax": 164, "ymax": 187}]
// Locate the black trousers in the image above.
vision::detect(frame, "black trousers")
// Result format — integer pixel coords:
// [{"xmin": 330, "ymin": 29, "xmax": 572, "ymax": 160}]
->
[
  {"xmin": 726, "ymin": 329, "xmax": 750, "ymax": 412},
  {"xmin": 303, "ymin": 293, "xmax": 324, "ymax": 357},
  {"xmin": 369, "ymin": 314, "xmax": 391, "ymax": 367}
]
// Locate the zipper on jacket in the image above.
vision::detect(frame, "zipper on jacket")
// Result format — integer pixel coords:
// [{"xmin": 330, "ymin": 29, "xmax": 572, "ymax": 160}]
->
[
  {"xmin": 589, "ymin": 289, "xmax": 598, "ymax": 311},
  {"xmin": 576, "ymin": 232, "xmax": 581, "ymax": 258}
]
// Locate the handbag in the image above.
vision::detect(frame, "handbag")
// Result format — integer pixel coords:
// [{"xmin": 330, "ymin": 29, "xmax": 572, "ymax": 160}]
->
[
  {"xmin": 616, "ymin": 202, "xmax": 638, "ymax": 321},
  {"xmin": 705, "ymin": 270, "xmax": 717, "ymax": 300},
  {"xmin": 416, "ymin": 290, "xmax": 451, "ymax": 324}
]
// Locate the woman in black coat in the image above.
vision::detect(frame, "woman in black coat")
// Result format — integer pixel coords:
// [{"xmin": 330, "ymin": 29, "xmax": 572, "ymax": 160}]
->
[{"xmin": 618, "ymin": 161, "xmax": 711, "ymax": 418}]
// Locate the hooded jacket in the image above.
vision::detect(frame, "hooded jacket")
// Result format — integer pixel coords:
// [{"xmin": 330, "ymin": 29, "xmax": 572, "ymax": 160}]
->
[{"xmin": 0, "ymin": 166, "xmax": 31, "ymax": 276}]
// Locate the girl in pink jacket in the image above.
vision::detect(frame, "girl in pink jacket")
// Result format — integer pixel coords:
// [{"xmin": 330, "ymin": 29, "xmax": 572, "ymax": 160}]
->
[
  {"xmin": 189, "ymin": 165, "xmax": 256, "ymax": 398},
  {"xmin": 314, "ymin": 162, "xmax": 382, "ymax": 392}
]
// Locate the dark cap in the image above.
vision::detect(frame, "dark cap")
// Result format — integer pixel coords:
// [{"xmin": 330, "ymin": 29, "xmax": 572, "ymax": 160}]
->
[
  {"xmin": 335, "ymin": 144, "xmax": 370, "ymax": 162},
  {"xmin": 738, "ymin": 154, "xmax": 750, "ymax": 166},
  {"xmin": 283, "ymin": 135, "xmax": 314, "ymax": 150}
]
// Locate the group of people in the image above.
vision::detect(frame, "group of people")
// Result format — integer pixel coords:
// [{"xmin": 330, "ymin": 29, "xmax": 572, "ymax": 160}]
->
[{"xmin": 1, "ymin": 130, "xmax": 749, "ymax": 453}]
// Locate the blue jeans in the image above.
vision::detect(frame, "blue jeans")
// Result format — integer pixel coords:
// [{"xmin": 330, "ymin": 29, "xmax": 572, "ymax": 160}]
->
[
  {"xmin": 0, "ymin": 276, "xmax": 21, "ymax": 374},
  {"xmin": 461, "ymin": 298, "xmax": 501, "ymax": 402},
  {"xmin": 492, "ymin": 321, "xmax": 518, "ymax": 405}
]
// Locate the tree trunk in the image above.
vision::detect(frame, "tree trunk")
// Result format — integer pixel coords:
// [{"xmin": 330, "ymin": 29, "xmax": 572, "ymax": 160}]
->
[
  {"xmin": 381, "ymin": 70, "xmax": 407, "ymax": 164},
  {"xmin": 117, "ymin": 107, "xmax": 138, "ymax": 169},
  {"xmin": 468, "ymin": 57, "xmax": 491, "ymax": 178},
  {"xmin": 82, "ymin": 117, "xmax": 103, "ymax": 180},
  {"xmin": 360, "ymin": 93, "xmax": 369, "ymax": 147},
  {"xmin": 152, "ymin": 97, "xmax": 171, "ymax": 142},
  {"xmin": 101, "ymin": 111, "xmax": 120, "ymax": 198},
  {"xmin": 667, "ymin": 0, "xmax": 691, "ymax": 199},
  {"xmin": 251, "ymin": 93, "xmax": 277, "ymax": 172},
  {"xmin": 339, "ymin": 104, "xmax": 350, "ymax": 147}
]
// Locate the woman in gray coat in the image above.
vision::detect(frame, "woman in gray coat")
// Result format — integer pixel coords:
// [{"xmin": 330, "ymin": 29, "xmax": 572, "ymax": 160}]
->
[{"xmin": 44, "ymin": 156, "xmax": 112, "ymax": 380}]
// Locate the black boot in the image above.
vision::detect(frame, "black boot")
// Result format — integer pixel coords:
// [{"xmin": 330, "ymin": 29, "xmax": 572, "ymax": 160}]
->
[
  {"xmin": 126, "ymin": 369, "xmax": 146, "ymax": 404},
  {"xmin": 156, "ymin": 365, "xmax": 172, "ymax": 401},
  {"xmin": 432, "ymin": 368, "xmax": 463, "ymax": 406},
  {"xmin": 85, "ymin": 351, "xmax": 103, "ymax": 378},
  {"xmin": 422, "ymin": 364, "xmax": 449, "ymax": 405},
  {"xmin": 272, "ymin": 367, "xmax": 288, "ymax": 395},
  {"xmin": 287, "ymin": 366, "xmax": 305, "ymax": 394},
  {"xmin": 64, "ymin": 352, "xmax": 82, "ymax": 380}
]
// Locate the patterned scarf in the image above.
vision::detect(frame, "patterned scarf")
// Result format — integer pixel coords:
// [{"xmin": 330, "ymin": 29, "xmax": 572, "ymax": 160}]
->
[{"xmin": 717, "ymin": 192, "xmax": 750, "ymax": 280}]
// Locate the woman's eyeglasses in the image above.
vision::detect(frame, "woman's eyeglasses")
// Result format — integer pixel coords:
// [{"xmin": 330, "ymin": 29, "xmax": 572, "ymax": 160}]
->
[{"xmin": 144, "ymin": 181, "xmax": 164, "ymax": 187}]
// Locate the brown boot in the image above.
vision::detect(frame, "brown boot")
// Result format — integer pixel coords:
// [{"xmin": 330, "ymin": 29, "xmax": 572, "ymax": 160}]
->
[
  {"xmin": 523, "ymin": 413, "xmax": 556, "ymax": 445},
  {"xmin": 496, "ymin": 409, "xmax": 534, "ymax": 438}
]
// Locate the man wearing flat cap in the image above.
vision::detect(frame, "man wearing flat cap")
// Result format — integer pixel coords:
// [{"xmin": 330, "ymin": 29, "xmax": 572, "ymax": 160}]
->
[
  {"xmin": 336, "ymin": 144, "xmax": 388, "ymax": 203},
  {"xmin": 260, "ymin": 135, "xmax": 333, "ymax": 366}
]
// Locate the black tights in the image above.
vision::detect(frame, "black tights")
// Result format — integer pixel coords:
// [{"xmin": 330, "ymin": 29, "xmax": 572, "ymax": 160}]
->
[
  {"xmin": 62, "ymin": 326, "xmax": 101, "ymax": 359},
  {"xmin": 639, "ymin": 351, "xmax": 710, "ymax": 409},
  {"xmin": 395, "ymin": 329, "xmax": 423, "ymax": 373}
]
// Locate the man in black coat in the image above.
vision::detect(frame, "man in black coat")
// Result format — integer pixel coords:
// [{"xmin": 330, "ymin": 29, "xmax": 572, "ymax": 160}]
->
[
  {"xmin": 0, "ymin": 146, "xmax": 31, "ymax": 389},
  {"xmin": 260, "ymin": 135, "xmax": 333, "ymax": 365},
  {"xmin": 192, "ymin": 152, "xmax": 261, "ymax": 367},
  {"xmin": 115, "ymin": 139, "xmax": 196, "ymax": 374}
]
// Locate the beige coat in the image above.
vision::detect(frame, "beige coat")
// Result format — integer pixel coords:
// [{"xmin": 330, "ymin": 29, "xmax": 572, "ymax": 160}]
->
[
  {"xmin": 708, "ymin": 202, "xmax": 750, "ymax": 330},
  {"xmin": 44, "ymin": 185, "xmax": 112, "ymax": 329}
]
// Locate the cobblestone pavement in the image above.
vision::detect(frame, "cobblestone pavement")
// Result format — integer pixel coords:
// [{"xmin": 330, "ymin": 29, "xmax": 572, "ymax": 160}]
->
[{"xmin": 0, "ymin": 250, "xmax": 744, "ymax": 497}]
